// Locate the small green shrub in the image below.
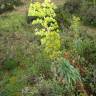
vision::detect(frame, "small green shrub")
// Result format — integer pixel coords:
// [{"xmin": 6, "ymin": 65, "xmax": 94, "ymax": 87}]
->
[
  {"xmin": 3, "ymin": 58, "xmax": 17, "ymax": 70},
  {"xmin": 83, "ymin": 64, "xmax": 96, "ymax": 95},
  {"xmin": 0, "ymin": 0, "xmax": 22, "ymax": 14},
  {"xmin": 35, "ymin": 53, "xmax": 52, "ymax": 79},
  {"xmin": 83, "ymin": 40, "xmax": 96, "ymax": 65},
  {"xmin": 81, "ymin": 6, "xmax": 96, "ymax": 26},
  {"xmin": 0, "ymin": 76, "xmax": 24, "ymax": 96},
  {"xmin": 55, "ymin": 6, "xmax": 72, "ymax": 29},
  {"xmin": 52, "ymin": 58, "xmax": 81, "ymax": 89},
  {"xmin": 79, "ymin": 0, "xmax": 96, "ymax": 26},
  {"xmin": 64, "ymin": 0, "xmax": 81, "ymax": 14}
]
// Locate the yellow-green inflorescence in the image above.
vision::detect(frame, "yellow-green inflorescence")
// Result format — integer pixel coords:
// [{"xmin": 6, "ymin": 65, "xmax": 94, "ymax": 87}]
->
[{"xmin": 28, "ymin": 0, "xmax": 61, "ymax": 58}]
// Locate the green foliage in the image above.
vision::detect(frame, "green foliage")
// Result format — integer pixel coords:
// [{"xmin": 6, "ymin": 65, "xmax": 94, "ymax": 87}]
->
[
  {"xmin": 34, "ymin": 52, "xmax": 52, "ymax": 79},
  {"xmin": 64, "ymin": 0, "xmax": 81, "ymax": 14},
  {"xmin": 0, "ymin": 12, "xmax": 25, "ymax": 32},
  {"xmin": 23, "ymin": 79, "xmax": 74, "ymax": 96},
  {"xmin": 83, "ymin": 40, "xmax": 96, "ymax": 65},
  {"xmin": 0, "ymin": 0, "xmax": 22, "ymax": 14},
  {"xmin": 73, "ymin": 38, "xmax": 85, "ymax": 56},
  {"xmin": 28, "ymin": 0, "xmax": 61, "ymax": 58},
  {"xmin": 1, "ymin": 83, "xmax": 22, "ymax": 96},
  {"xmin": 55, "ymin": 6, "xmax": 72, "ymax": 29},
  {"xmin": 63, "ymin": 0, "xmax": 96, "ymax": 26},
  {"xmin": 70, "ymin": 16, "xmax": 84, "ymax": 56},
  {"xmin": 81, "ymin": 6, "xmax": 96, "ymax": 26},
  {"xmin": 41, "ymin": 32, "xmax": 61, "ymax": 58},
  {"xmin": 70, "ymin": 16, "xmax": 80, "ymax": 37},
  {"xmin": 3, "ymin": 58, "xmax": 17, "ymax": 70},
  {"xmin": 0, "ymin": 0, "xmax": 96, "ymax": 96},
  {"xmin": 81, "ymin": 40, "xmax": 96, "ymax": 95},
  {"xmin": 31, "ymin": 80, "xmax": 56, "ymax": 96},
  {"xmin": 79, "ymin": 0, "xmax": 96, "ymax": 26},
  {"xmin": 52, "ymin": 58, "xmax": 81, "ymax": 89}
]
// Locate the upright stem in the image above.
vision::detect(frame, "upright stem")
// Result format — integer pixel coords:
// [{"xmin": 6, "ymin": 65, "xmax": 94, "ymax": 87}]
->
[{"xmin": 93, "ymin": 0, "xmax": 95, "ymax": 7}]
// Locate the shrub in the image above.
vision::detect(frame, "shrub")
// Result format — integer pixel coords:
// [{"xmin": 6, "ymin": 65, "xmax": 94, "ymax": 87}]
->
[
  {"xmin": 3, "ymin": 58, "xmax": 18, "ymax": 70},
  {"xmin": 25, "ymin": 79, "xmax": 73, "ymax": 96},
  {"xmin": 29, "ymin": 0, "xmax": 61, "ymax": 58},
  {"xmin": 84, "ymin": 64, "xmax": 96, "ymax": 95},
  {"xmin": 83, "ymin": 40, "xmax": 96, "ymax": 65},
  {"xmin": 0, "ymin": 76, "xmax": 24, "ymax": 96},
  {"xmin": 64, "ymin": 0, "xmax": 81, "ymax": 14},
  {"xmin": 81, "ymin": 6, "xmax": 96, "ymax": 26},
  {"xmin": 51, "ymin": 58, "xmax": 81, "ymax": 90},
  {"xmin": 35, "ymin": 53, "xmax": 52, "ymax": 79},
  {"xmin": 0, "ymin": 0, "xmax": 22, "ymax": 14},
  {"xmin": 82, "ymin": 40, "xmax": 96, "ymax": 95},
  {"xmin": 55, "ymin": 6, "xmax": 72, "ymax": 29}
]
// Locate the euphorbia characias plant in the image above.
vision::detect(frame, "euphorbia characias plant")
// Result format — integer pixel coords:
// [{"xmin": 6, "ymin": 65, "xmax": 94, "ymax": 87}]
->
[{"xmin": 28, "ymin": 0, "xmax": 61, "ymax": 58}]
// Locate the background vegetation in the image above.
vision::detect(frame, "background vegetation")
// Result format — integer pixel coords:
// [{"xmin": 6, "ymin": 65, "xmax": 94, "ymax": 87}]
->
[{"xmin": 0, "ymin": 0, "xmax": 96, "ymax": 96}]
